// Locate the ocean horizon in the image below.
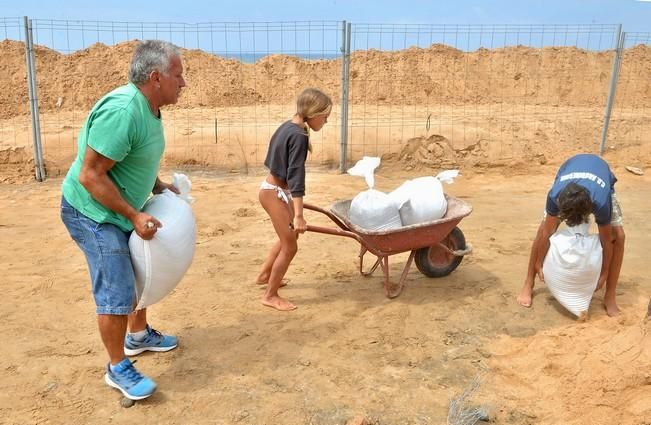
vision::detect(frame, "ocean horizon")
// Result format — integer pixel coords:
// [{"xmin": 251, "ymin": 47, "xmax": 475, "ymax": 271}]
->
[{"xmin": 215, "ymin": 52, "xmax": 341, "ymax": 63}]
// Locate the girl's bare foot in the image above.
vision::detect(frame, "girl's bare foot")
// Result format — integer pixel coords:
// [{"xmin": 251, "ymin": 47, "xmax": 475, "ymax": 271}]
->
[
  {"xmin": 262, "ymin": 295, "xmax": 297, "ymax": 311},
  {"xmin": 255, "ymin": 277, "xmax": 289, "ymax": 287}
]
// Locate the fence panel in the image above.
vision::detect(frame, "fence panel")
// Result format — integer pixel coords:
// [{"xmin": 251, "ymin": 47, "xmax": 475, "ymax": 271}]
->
[
  {"xmin": 607, "ymin": 32, "xmax": 651, "ymax": 165},
  {"xmin": 15, "ymin": 19, "xmax": 344, "ymax": 174},
  {"xmin": 3, "ymin": 20, "xmax": 650, "ymax": 176},
  {"xmin": 346, "ymin": 24, "xmax": 622, "ymax": 169},
  {"xmin": 0, "ymin": 17, "xmax": 32, "ymax": 180}
]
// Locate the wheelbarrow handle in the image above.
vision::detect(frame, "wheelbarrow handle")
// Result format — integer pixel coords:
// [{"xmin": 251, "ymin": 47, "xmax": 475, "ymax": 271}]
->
[
  {"xmin": 306, "ymin": 224, "xmax": 363, "ymax": 244},
  {"xmin": 304, "ymin": 203, "xmax": 350, "ymax": 231}
]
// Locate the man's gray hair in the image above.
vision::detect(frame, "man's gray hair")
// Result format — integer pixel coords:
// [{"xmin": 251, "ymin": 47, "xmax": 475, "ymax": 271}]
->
[{"xmin": 128, "ymin": 40, "xmax": 181, "ymax": 86}]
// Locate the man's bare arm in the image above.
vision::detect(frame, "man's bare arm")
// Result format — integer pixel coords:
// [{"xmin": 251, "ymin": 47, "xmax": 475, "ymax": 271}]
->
[{"xmin": 78, "ymin": 146, "xmax": 160, "ymax": 239}]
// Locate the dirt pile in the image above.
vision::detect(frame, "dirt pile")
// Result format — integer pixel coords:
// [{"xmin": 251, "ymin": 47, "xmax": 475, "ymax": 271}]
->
[
  {"xmin": 2, "ymin": 40, "xmax": 651, "ymax": 119},
  {"xmin": 0, "ymin": 147, "xmax": 36, "ymax": 183},
  {"xmin": 489, "ymin": 315, "xmax": 651, "ymax": 424}
]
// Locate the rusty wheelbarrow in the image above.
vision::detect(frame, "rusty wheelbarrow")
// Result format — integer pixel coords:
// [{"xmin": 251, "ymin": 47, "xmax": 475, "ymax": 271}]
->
[{"xmin": 304, "ymin": 195, "xmax": 473, "ymax": 298}]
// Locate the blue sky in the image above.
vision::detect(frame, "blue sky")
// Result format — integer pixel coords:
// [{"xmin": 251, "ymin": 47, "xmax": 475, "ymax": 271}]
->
[
  {"xmin": 2, "ymin": 0, "xmax": 649, "ymax": 55},
  {"xmin": 2, "ymin": 0, "xmax": 650, "ymax": 32}
]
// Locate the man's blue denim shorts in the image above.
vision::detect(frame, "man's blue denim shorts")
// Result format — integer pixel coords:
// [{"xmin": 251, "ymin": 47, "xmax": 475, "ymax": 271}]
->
[{"xmin": 60, "ymin": 196, "xmax": 136, "ymax": 315}]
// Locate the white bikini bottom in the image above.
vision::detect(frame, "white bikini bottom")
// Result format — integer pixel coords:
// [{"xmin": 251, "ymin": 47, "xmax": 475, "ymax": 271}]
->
[{"xmin": 260, "ymin": 181, "xmax": 292, "ymax": 204}]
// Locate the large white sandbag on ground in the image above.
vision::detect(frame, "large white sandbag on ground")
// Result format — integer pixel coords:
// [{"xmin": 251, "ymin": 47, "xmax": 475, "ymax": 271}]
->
[
  {"xmin": 347, "ymin": 157, "xmax": 401, "ymax": 231},
  {"xmin": 542, "ymin": 222, "xmax": 602, "ymax": 317},
  {"xmin": 129, "ymin": 174, "xmax": 196, "ymax": 310}
]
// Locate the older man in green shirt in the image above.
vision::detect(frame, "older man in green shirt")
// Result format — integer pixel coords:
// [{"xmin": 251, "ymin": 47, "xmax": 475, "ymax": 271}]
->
[{"xmin": 61, "ymin": 40, "xmax": 185, "ymax": 400}]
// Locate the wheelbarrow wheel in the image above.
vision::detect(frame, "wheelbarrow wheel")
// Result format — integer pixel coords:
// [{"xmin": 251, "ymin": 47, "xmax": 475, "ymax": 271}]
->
[{"xmin": 415, "ymin": 227, "xmax": 466, "ymax": 278}]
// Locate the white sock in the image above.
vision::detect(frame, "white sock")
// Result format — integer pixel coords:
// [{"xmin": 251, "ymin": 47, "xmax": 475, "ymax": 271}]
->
[
  {"xmin": 129, "ymin": 328, "xmax": 148, "ymax": 342},
  {"xmin": 110, "ymin": 359, "xmax": 126, "ymax": 371}
]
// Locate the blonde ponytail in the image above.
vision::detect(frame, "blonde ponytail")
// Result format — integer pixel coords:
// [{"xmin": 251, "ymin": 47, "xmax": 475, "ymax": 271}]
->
[{"xmin": 296, "ymin": 88, "xmax": 332, "ymax": 155}]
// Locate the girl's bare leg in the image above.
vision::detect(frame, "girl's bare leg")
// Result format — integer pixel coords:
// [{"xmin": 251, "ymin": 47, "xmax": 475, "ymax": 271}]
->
[
  {"xmin": 256, "ymin": 240, "xmax": 286, "ymax": 285},
  {"xmin": 259, "ymin": 190, "xmax": 297, "ymax": 311}
]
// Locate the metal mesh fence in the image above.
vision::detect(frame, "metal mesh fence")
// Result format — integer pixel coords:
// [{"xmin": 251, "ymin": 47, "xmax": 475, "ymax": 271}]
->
[
  {"xmin": 607, "ymin": 32, "xmax": 651, "ymax": 164},
  {"xmin": 346, "ymin": 23, "xmax": 622, "ymax": 168},
  {"xmin": 22, "ymin": 19, "xmax": 344, "ymax": 173},
  {"xmin": 2, "ymin": 19, "xmax": 651, "ymax": 178}
]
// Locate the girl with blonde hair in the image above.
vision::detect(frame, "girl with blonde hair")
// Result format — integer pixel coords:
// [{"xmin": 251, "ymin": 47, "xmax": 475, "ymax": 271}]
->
[{"xmin": 255, "ymin": 88, "xmax": 333, "ymax": 311}]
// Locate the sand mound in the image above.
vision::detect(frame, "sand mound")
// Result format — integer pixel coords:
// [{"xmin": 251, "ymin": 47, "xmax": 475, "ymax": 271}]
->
[
  {"xmin": 0, "ymin": 147, "xmax": 36, "ymax": 183},
  {"xmin": 488, "ymin": 311, "xmax": 651, "ymax": 424},
  {"xmin": 3, "ymin": 40, "xmax": 651, "ymax": 120}
]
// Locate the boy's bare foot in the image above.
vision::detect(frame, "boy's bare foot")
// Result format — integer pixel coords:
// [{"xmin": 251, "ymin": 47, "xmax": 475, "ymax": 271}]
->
[
  {"xmin": 604, "ymin": 297, "xmax": 620, "ymax": 317},
  {"xmin": 255, "ymin": 278, "xmax": 289, "ymax": 287},
  {"xmin": 262, "ymin": 295, "xmax": 297, "ymax": 311},
  {"xmin": 517, "ymin": 282, "xmax": 534, "ymax": 307}
]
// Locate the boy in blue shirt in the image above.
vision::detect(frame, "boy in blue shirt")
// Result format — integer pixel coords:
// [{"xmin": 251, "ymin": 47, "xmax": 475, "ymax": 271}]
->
[{"xmin": 517, "ymin": 154, "xmax": 625, "ymax": 316}]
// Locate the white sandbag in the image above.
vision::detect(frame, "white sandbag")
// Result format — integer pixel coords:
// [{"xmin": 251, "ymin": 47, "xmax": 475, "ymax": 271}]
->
[
  {"xmin": 347, "ymin": 157, "xmax": 401, "ymax": 231},
  {"xmin": 435, "ymin": 169, "xmax": 460, "ymax": 184},
  {"xmin": 349, "ymin": 189, "xmax": 402, "ymax": 231},
  {"xmin": 388, "ymin": 176, "xmax": 448, "ymax": 226},
  {"xmin": 128, "ymin": 174, "xmax": 196, "ymax": 310},
  {"xmin": 542, "ymin": 222, "xmax": 603, "ymax": 317},
  {"xmin": 347, "ymin": 156, "xmax": 381, "ymax": 188}
]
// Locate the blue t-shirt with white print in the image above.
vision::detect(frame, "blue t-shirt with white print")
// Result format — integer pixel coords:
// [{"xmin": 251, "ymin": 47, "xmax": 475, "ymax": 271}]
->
[{"xmin": 546, "ymin": 154, "xmax": 617, "ymax": 225}]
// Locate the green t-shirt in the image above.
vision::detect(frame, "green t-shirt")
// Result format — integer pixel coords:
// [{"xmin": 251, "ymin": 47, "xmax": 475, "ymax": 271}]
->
[{"xmin": 62, "ymin": 83, "xmax": 165, "ymax": 231}]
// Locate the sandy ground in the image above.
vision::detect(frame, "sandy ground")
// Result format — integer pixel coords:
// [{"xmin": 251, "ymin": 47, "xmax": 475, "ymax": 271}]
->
[
  {"xmin": 2, "ymin": 36, "xmax": 649, "ymax": 425},
  {"xmin": 1, "ymin": 163, "xmax": 650, "ymax": 425}
]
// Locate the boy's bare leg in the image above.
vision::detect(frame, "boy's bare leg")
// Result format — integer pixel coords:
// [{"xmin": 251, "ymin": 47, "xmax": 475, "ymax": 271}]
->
[{"xmin": 604, "ymin": 226, "xmax": 625, "ymax": 317}]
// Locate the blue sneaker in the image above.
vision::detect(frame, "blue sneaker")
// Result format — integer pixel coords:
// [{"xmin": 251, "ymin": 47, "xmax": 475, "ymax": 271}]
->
[
  {"xmin": 124, "ymin": 325, "xmax": 178, "ymax": 356},
  {"xmin": 104, "ymin": 358, "xmax": 157, "ymax": 400}
]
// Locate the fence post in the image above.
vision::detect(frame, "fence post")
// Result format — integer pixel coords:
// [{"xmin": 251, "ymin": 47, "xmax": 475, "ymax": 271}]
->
[
  {"xmin": 339, "ymin": 21, "xmax": 351, "ymax": 173},
  {"xmin": 600, "ymin": 25, "xmax": 624, "ymax": 155},
  {"xmin": 23, "ymin": 16, "xmax": 45, "ymax": 181}
]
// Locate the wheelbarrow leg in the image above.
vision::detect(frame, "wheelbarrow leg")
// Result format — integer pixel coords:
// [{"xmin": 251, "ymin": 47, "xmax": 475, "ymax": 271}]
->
[
  {"xmin": 359, "ymin": 246, "xmax": 382, "ymax": 276},
  {"xmin": 382, "ymin": 250, "xmax": 416, "ymax": 299}
]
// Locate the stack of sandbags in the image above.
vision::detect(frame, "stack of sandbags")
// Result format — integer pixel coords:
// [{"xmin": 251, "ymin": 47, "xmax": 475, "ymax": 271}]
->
[
  {"xmin": 542, "ymin": 222, "xmax": 603, "ymax": 317},
  {"xmin": 347, "ymin": 158, "xmax": 461, "ymax": 230}
]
